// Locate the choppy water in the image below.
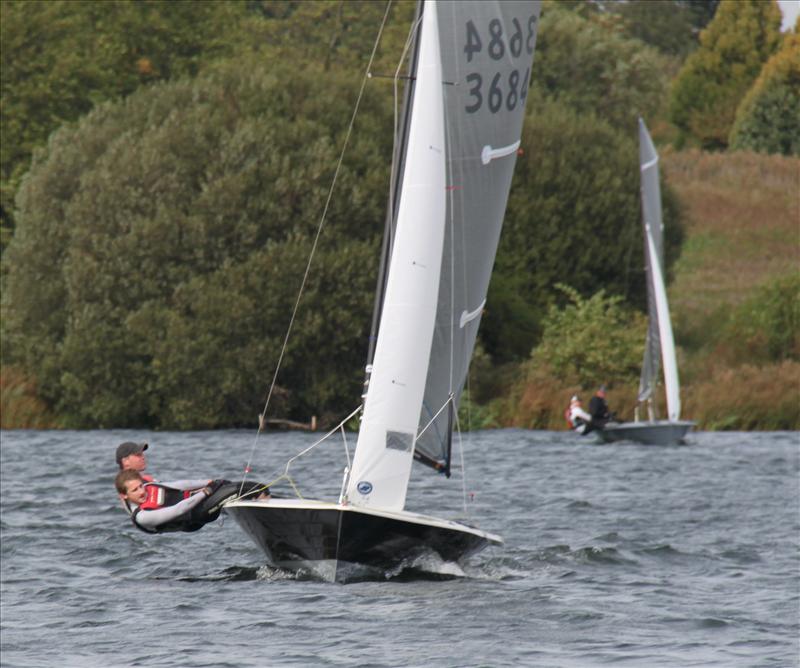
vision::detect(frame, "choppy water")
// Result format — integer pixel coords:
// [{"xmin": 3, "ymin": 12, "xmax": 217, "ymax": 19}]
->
[{"xmin": 1, "ymin": 428, "xmax": 798, "ymax": 667}]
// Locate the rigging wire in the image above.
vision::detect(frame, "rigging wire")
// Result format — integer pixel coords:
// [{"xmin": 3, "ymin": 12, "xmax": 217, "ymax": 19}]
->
[
  {"xmin": 452, "ymin": 394, "xmax": 469, "ymax": 516},
  {"xmin": 239, "ymin": 1, "xmax": 394, "ymax": 494}
]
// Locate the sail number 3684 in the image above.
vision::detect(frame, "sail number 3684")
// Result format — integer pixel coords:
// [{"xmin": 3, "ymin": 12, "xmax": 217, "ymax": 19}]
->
[{"xmin": 463, "ymin": 16, "xmax": 536, "ymax": 114}]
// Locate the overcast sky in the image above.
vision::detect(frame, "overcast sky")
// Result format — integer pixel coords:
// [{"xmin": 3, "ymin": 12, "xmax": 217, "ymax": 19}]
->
[{"xmin": 778, "ymin": 0, "xmax": 799, "ymax": 31}]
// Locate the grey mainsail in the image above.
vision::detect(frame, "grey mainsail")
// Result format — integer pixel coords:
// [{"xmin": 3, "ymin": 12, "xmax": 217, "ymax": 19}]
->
[
  {"xmin": 415, "ymin": 1, "xmax": 541, "ymax": 470},
  {"xmin": 637, "ymin": 118, "xmax": 665, "ymax": 410}
]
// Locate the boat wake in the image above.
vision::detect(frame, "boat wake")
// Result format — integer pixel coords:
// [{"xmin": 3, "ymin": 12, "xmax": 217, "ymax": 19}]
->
[
  {"xmin": 174, "ymin": 556, "xmax": 480, "ymax": 584},
  {"xmin": 383, "ymin": 550, "xmax": 468, "ymax": 582}
]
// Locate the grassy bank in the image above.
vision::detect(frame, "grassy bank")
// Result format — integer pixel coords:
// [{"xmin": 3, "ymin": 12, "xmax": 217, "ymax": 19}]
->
[{"xmin": 662, "ymin": 149, "xmax": 799, "ymax": 347}]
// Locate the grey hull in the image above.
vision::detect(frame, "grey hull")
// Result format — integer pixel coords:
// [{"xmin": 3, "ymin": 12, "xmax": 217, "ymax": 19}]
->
[{"xmin": 597, "ymin": 420, "xmax": 695, "ymax": 445}]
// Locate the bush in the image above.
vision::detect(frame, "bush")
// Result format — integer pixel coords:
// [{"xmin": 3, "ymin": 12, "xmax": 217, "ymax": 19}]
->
[
  {"xmin": 683, "ymin": 361, "xmax": 800, "ymax": 430},
  {"xmin": 1, "ymin": 57, "xmax": 391, "ymax": 428},
  {"xmin": 714, "ymin": 273, "xmax": 800, "ymax": 366},
  {"xmin": 0, "ymin": 366, "xmax": 60, "ymax": 429},
  {"xmin": 529, "ymin": 285, "xmax": 646, "ymax": 388}
]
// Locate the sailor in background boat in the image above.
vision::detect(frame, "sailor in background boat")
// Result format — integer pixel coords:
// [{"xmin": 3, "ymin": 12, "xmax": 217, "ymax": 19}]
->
[
  {"xmin": 115, "ymin": 470, "xmax": 270, "ymax": 534},
  {"xmin": 566, "ymin": 395, "xmax": 594, "ymax": 435},
  {"xmin": 589, "ymin": 385, "xmax": 613, "ymax": 428}
]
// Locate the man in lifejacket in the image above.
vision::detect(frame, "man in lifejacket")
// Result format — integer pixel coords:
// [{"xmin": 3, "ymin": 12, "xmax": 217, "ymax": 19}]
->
[
  {"xmin": 116, "ymin": 441, "xmax": 155, "ymax": 482},
  {"xmin": 565, "ymin": 395, "xmax": 594, "ymax": 435},
  {"xmin": 115, "ymin": 469, "xmax": 215, "ymax": 533},
  {"xmin": 115, "ymin": 470, "xmax": 272, "ymax": 534}
]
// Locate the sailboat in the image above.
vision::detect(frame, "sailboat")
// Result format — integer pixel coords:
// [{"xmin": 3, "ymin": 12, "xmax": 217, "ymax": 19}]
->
[
  {"xmin": 598, "ymin": 119, "xmax": 695, "ymax": 446},
  {"xmin": 225, "ymin": 0, "xmax": 542, "ymax": 581}
]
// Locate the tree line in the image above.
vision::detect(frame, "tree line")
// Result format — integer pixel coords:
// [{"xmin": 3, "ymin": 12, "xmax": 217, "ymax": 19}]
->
[{"xmin": 1, "ymin": 0, "xmax": 795, "ymax": 429}]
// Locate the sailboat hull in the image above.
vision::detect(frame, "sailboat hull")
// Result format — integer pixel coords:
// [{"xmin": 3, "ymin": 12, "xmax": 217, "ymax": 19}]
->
[
  {"xmin": 225, "ymin": 498, "xmax": 502, "ymax": 582},
  {"xmin": 598, "ymin": 420, "xmax": 695, "ymax": 445}
]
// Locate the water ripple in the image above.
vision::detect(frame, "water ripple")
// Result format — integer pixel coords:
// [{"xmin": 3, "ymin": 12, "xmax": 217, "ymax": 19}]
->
[{"xmin": 0, "ymin": 428, "xmax": 797, "ymax": 667}]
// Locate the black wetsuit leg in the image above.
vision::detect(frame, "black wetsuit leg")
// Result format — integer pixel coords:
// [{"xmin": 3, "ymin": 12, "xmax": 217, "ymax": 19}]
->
[{"xmin": 190, "ymin": 480, "xmax": 270, "ymax": 525}]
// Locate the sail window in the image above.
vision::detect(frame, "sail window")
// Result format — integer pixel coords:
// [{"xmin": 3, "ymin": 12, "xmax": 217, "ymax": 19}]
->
[{"xmin": 385, "ymin": 431, "xmax": 414, "ymax": 453}]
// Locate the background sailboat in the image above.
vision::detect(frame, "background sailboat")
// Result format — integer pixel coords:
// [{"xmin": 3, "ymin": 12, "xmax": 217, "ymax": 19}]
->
[
  {"xmin": 599, "ymin": 119, "xmax": 695, "ymax": 446},
  {"xmin": 226, "ymin": 0, "xmax": 541, "ymax": 581}
]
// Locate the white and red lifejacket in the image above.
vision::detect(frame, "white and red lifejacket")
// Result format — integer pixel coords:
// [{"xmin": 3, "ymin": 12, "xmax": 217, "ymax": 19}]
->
[
  {"xmin": 130, "ymin": 483, "xmax": 199, "ymax": 534},
  {"xmin": 139, "ymin": 483, "xmax": 191, "ymax": 511}
]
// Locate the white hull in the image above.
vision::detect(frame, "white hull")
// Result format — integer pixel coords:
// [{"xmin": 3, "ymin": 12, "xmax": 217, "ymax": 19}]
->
[{"xmin": 598, "ymin": 420, "xmax": 695, "ymax": 445}]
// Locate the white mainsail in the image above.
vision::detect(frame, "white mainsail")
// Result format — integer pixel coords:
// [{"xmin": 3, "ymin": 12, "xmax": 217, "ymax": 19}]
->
[
  {"xmin": 645, "ymin": 228, "xmax": 681, "ymax": 420},
  {"xmin": 598, "ymin": 119, "xmax": 693, "ymax": 445}
]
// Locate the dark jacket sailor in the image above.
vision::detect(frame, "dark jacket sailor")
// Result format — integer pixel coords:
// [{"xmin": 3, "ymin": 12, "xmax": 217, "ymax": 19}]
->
[
  {"xmin": 114, "ymin": 470, "xmax": 270, "ymax": 534},
  {"xmin": 589, "ymin": 385, "xmax": 612, "ymax": 427}
]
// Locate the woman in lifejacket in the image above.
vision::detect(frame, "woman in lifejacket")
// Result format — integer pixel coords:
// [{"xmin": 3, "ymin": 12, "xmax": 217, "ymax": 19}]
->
[
  {"xmin": 114, "ymin": 470, "xmax": 269, "ymax": 534},
  {"xmin": 566, "ymin": 395, "xmax": 595, "ymax": 435}
]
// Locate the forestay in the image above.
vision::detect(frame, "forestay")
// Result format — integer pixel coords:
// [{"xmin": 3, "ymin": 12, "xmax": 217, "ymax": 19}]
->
[{"xmin": 347, "ymin": 0, "xmax": 541, "ymax": 511}]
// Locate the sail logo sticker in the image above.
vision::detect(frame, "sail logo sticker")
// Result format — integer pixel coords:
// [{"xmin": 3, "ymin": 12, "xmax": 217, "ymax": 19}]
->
[{"xmin": 356, "ymin": 481, "xmax": 373, "ymax": 495}]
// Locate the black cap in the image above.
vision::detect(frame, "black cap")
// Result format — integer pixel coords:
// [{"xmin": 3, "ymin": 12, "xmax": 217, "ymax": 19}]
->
[{"xmin": 116, "ymin": 441, "xmax": 148, "ymax": 467}]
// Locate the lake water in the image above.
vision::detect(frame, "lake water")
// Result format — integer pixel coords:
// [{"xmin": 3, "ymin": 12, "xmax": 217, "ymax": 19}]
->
[{"xmin": 1, "ymin": 428, "xmax": 798, "ymax": 667}]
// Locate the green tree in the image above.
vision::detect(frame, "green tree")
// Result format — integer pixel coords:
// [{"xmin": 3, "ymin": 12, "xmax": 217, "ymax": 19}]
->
[
  {"xmin": 0, "ymin": 0, "xmax": 252, "ymax": 252},
  {"xmin": 1, "ymin": 56, "xmax": 392, "ymax": 428},
  {"xmin": 528, "ymin": 285, "xmax": 646, "ymax": 389},
  {"xmin": 533, "ymin": 4, "xmax": 671, "ymax": 131},
  {"xmin": 729, "ymin": 32, "xmax": 800, "ymax": 155},
  {"xmin": 606, "ymin": 0, "xmax": 716, "ymax": 58},
  {"xmin": 669, "ymin": 0, "xmax": 782, "ymax": 149},
  {"xmin": 242, "ymin": 1, "xmax": 415, "ymax": 73}
]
